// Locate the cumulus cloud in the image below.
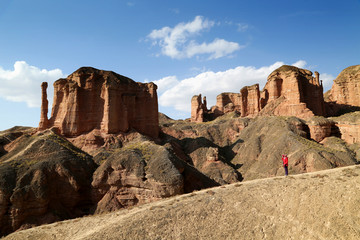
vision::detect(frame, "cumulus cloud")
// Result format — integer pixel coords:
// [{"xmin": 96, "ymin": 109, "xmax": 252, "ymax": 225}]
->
[
  {"xmin": 154, "ymin": 60, "xmax": 332, "ymax": 115},
  {"xmin": 292, "ymin": 60, "xmax": 307, "ymax": 68},
  {"xmin": 147, "ymin": 16, "xmax": 242, "ymax": 59},
  {"xmin": 0, "ymin": 61, "xmax": 65, "ymax": 107}
]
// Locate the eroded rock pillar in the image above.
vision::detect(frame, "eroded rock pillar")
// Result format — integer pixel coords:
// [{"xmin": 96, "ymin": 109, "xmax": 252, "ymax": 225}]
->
[{"xmin": 38, "ymin": 82, "xmax": 49, "ymax": 130}]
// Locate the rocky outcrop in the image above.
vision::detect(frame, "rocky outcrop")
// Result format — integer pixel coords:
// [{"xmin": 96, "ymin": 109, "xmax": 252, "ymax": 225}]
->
[
  {"xmin": 0, "ymin": 130, "xmax": 96, "ymax": 236},
  {"xmin": 240, "ymin": 84, "xmax": 260, "ymax": 117},
  {"xmin": 91, "ymin": 140, "xmax": 218, "ymax": 213},
  {"xmin": 260, "ymin": 66, "xmax": 325, "ymax": 118},
  {"xmin": 326, "ymin": 65, "xmax": 360, "ymax": 106},
  {"xmin": 38, "ymin": 82, "xmax": 49, "ymax": 130},
  {"xmin": 214, "ymin": 92, "xmax": 241, "ymax": 114},
  {"xmin": 325, "ymin": 65, "xmax": 360, "ymax": 116},
  {"xmin": 191, "ymin": 94, "xmax": 208, "ymax": 122},
  {"xmin": 192, "ymin": 65, "xmax": 325, "ymax": 122},
  {"xmin": 39, "ymin": 67, "xmax": 159, "ymax": 138},
  {"xmin": 230, "ymin": 116, "xmax": 357, "ymax": 180},
  {"xmin": 330, "ymin": 112, "xmax": 360, "ymax": 144},
  {"xmin": 307, "ymin": 116, "xmax": 335, "ymax": 142},
  {"xmin": 211, "ymin": 84, "xmax": 261, "ymax": 118}
]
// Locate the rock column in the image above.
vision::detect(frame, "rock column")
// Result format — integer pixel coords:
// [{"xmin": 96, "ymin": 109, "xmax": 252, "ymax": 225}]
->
[{"xmin": 38, "ymin": 82, "xmax": 49, "ymax": 130}]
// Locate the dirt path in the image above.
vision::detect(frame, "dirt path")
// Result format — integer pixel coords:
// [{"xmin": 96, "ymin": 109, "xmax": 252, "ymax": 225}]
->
[{"xmin": 4, "ymin": 165, "xmax": 360, "ymax": 240}]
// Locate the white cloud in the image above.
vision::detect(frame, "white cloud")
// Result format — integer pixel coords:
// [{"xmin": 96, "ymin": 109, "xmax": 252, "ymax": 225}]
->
[
  {"xmin": 292, "ymin": 60, "xmax": 307, "ymax": 68},
  {"xmin": 320, "ymin": 73, "xmax": 335, "ymax": 91},
  {"xmin": 0, "ymin": 61, "xmax": 65, "ymax": 108},
  {"xmin": 186, "ymin": 38, "xmax": 244, "ymax": 59},
  {"xmin": 147, "ymin": 16, "xmax": 241, "ymax": 59},
  {"xmin": 149, "ymin": 76, "xmax": 179, "ymax": 93}
]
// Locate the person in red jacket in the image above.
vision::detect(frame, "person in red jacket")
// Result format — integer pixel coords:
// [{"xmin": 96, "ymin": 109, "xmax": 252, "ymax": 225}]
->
[{"xmin": 282, "ymin": 154, "xmax": 288, "ymax": 176}]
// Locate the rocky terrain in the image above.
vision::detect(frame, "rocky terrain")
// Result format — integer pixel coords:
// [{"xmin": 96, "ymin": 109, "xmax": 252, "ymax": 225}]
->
[
  {"xmin": 0, "ymin": 64, "xmax": 360, "ymax": 237},
  {"xmin": 4, "ymin": 165, "xmax": 360, "ymax": 240}
]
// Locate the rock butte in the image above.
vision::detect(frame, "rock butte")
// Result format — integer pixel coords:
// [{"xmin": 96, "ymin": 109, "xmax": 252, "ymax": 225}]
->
[
  {"xmin": 192, "ymin": 65, "xmax": 325, "ymax": 122},
  {"xmin": 38, "ymin": 67, "xmax": 159, "ymax": 138}
]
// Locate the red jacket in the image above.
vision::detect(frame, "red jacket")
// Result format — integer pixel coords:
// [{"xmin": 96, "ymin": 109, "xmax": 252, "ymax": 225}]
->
[{"xmin": 282, "ymin": 156, "xmax": 288, "ymax": 167}]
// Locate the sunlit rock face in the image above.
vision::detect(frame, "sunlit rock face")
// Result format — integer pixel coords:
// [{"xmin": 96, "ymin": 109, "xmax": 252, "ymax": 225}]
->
[{"xmin": 39, "ymin": 67, "xmax": 159, "ymax": 138}]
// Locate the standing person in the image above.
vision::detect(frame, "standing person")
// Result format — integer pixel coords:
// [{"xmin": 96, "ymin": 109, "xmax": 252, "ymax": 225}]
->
[{"xmin": 282, "ymin": 154, "xmax": 289, "ymax": 176}]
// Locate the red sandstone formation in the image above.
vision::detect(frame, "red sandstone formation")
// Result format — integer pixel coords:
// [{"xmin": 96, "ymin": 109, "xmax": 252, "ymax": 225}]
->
[
  {"xmin": 38, "ymin": 82, "xmax": 49, "ymax": 130},
  {"xmin": 191, "ymin": 94, "xmax": 208, "ymax": 122},
  {"xmin": 307, "ymin": 117, "xmax": 334, "ymax": 142},
  {"xmin": 325, "ymin": 65, "xmax": 360, "ymax": 112},
  {"xmin": 192, "ymin": 65, "xmax": 325, "ymax": 122},
  {"xmin": 260, "ymin": 66, "xmax": 325, "ymax": 118},
  {"xmin": 326, "ymin": 65, "xmax": 360, "ymax": 106},
  {"xmin": 39, "ymin": 67, "xmax": 159, "ymax": 138},
  {"xmin": 240, "ymin": 84, "xmax": 261, "ymax": 117},
  {"xmin": 330, "ymin": 112, "xmax": 360, "ymax": 144}
]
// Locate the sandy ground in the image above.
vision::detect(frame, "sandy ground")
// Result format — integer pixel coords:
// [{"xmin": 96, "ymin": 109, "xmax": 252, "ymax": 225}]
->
[{"xmin": 3, "ymin": 165, "xmax": 360, "ymax": 240}]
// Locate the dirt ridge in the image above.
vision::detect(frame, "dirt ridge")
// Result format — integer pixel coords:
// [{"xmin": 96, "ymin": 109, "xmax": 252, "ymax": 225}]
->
[{"xmin": 4, "ymin": 165, "xmax": 360, "ymax": 240}]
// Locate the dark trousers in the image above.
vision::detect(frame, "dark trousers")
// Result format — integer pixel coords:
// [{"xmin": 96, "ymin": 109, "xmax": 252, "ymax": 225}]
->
[{"xmin": 284, "ymin": 165, "xmax": 288, "ymax": 176}]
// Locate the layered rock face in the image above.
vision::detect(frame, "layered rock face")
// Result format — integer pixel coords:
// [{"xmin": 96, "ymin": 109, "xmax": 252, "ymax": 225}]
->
[
  {"xmin": 91, "ymin": 141, "xmax": 184, "ymax": 213},
  {"xmin": 331, "ymin": 112, "xmax": 360, "ymax": 144},
  {"xmin": 307, "ymin": 117, "xmax": 335, "ymax": 142},
  {"xmin": 212, "ymin": 84, "xmax": 260, "ymax": 118},
  {"xmin": 326, "ymin": 65, "xmax": 360, "ymax": 107},
  {"xmin": 191, "ymin": 94, "xmax": 207, "ymax": 122},
  {"xmin": 191, "ymin": 65, "xmax": 325, "ymax": 122},
  {"xmin": 39, "ymin": 67, "xmax": 159, "ymax": 138},
  {"xmin": 260, "ymin": 65, "xmax": 325, "ymax": 118}
]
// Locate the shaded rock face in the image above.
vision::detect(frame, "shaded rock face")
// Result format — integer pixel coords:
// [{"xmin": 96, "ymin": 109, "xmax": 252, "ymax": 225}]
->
[
  {"xmin": 192, "ymin": 65, "xmax": 325, "ymax": 122},
  {"xmin": 160, "ymin": 113, "xmax": 250, "ymax": 184},
  {"xmin": 91, "ymin": 141, "xmax": 184, "ymax": 213},
  {"xmin": 39, "ymin": 67, "xmax": 159, "ymax": 138},
  {"xmin": 260, "ymin": 66, "xmax": 325, "ymax": 118},
  {"xmin": 331, "ymin": 112, "xmax": 360, "ymax": 144},
  {"xmin": 0, "ymin": 130, "xmax": 96, "ymax": 236},
  {"xmin": 325, "ymin": 65, "xmax": 360, "ymax": 115},
  {"xmin": 307, "ymin": 117, "xmax": 335, "ymax": 142}
]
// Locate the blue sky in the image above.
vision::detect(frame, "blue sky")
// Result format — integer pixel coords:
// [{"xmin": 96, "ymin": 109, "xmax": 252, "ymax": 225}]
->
[{"xmin": 0, "ymin": 0, "xmax": 359, "ymax": 130}]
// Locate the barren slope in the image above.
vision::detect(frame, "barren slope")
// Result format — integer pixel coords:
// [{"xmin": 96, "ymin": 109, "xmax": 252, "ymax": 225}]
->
[{"xmin": 4, "ymin": 165, "xmax": 360, "ymax": 240}]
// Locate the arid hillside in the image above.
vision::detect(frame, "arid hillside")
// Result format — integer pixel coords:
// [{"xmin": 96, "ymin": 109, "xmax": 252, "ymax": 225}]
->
[{"xmin": 4, "ymin": 165, "xmax": 360, "ymax": 240}]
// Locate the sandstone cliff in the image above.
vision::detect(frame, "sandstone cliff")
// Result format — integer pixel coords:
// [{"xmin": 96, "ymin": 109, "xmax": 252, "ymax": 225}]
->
[
  {"xmin": 260, "ymin": 65, "xmax": 325, "ymax": 118},
  {"xmin": 39, "ymin": 67, "xmax": 159, "ymax": 138},
  {"xmin": 325, "ymin": 65, "xmax": 360, "ymax": 115},
  {"xmin": 191, "ymin": 65, "xmax": 325, "ymax": 122},
  {"xmin": 326, "ymin": 65, "xmax": 360, "ymax": 106}
]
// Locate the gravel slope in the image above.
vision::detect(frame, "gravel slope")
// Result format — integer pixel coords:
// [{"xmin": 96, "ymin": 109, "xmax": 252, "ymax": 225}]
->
[{"xmin": 4, "ymin": 165, "xmax": 360, "ymax": 240}]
